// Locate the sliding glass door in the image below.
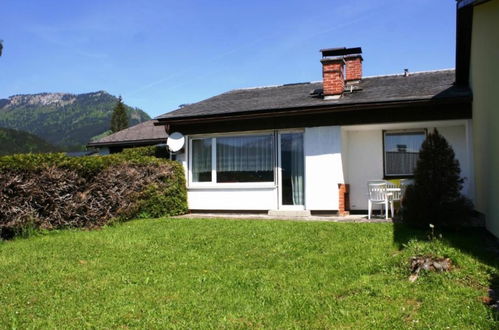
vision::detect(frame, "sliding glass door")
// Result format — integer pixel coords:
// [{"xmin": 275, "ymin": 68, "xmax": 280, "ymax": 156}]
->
[{"xmin": 279, "ymin": 132, "xmax": 304, "ymax": 209}]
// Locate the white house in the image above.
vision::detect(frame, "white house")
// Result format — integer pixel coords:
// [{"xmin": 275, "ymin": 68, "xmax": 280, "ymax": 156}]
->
[{"xmin": 153, "ymin": 47, "xmax": 474, "ymax": 215}]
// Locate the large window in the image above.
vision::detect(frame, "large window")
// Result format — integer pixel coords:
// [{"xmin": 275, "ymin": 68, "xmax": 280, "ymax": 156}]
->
[
  {"xmin": 191, "ymin": 134, "xmax": 274, "ymax": 184},
  {"xmin": 384, "ymin": 130, "xmax": 426, "ymax": 177}
]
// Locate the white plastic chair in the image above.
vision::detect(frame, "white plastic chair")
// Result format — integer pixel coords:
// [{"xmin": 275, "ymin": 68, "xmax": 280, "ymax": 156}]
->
[
  {"xmin": 386, "ymin": 181, "xmax": 401, "ymax": 202},
  {"xmin": 367, "ymin": 181, "xmax": 394, "ymax": 219},
  {"xmin": 399, "ymin": 179, "xmax": 414, "ymax": 204}
]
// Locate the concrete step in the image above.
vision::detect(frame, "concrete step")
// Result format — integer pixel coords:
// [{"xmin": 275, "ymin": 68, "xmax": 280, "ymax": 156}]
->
[{"xmin": 268, "ymin": 210, "xmax": 312, "ymax": 217}]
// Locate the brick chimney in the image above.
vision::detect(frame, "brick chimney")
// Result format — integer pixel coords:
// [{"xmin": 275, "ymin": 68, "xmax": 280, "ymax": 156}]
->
[
  {"xmin": 320, "ymin": 47, "xmax": 363, "ymax": 99},
  {"xmin": 345, "ymin": 55, "xmax": 363, "ymax": 82},
  {"xmin": 320, "ymin": 57, "xmax": 345, "ymax": 99}
]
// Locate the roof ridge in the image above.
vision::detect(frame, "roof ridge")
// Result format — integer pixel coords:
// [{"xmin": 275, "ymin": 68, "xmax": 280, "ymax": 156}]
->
[
  {"xmin": 363, "ymin": 68, "xmax": 455, "ymax": 79},
  {"xmin": 224, "ymin": 68, "xmax": 455, "ymax": 93},
  {"xmin": 228, "ymin": 81, "xmax": 315, "ymax": 93},
  {"xmin": 229, "ymin": 68, "xmax": 456, "ymax": 94}
]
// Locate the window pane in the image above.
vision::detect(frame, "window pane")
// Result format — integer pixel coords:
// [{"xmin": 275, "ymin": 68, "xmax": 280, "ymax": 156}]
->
[
  {"xmin": 384, "ymin": 131, "xmax": 425, "ymax": 176},
  {"xmin": 280, "ymin": 133, "xmax": 304, "ymax": 206},
  {"xmin": 192, "ymin": 138, "xmax": 212, "ymax": 182},
  {"xmin": 216, "ymin": 135, "xmax": 274, "ymax": 182}
]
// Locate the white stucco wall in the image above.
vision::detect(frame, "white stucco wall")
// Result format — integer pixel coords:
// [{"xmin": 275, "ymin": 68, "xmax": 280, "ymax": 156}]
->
[
  {"xmin": 179, "ymin": 120, "xmax": 471, "ymax": 212},
  {"xmin": 304, "ymin": 126, "xmax": 344, "ymax": 210},
  {"xmin": 470, "ymin": 0, "xmax": 499, "ymax": 236},
  {"xmin": 183, "ymin": 126, "xmax": 345, "ymax": 211},
  {"xmin": 344, "ymin": 129, "xmax": 383, "ymax": 210},
  {"xmin": 344, "ymin": 120, "xmax": 473, "ymax": 211},
  {"xmin": 188, "ymin": 188, "xmax": 277, "ymax": 210}
]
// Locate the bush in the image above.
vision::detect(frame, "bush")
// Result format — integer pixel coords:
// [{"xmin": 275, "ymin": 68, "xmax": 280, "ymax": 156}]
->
[
  {"xmin": 135, "ymin": 161, "xmax": 188, "ymax": 218},
  {"xmin": 121, "ymin": 146, "xmax": 156, "ymax": 158},
  {"xmin": 402, "ymin": 129, "xmax": 473, "ymax": 229},
  {"xmin": 121, "ymin": 146, "xmax": 170, "ymax": 159},
  {"xmin": 0, "ymin": 152, "xmax": 188, "ymax": 239}
]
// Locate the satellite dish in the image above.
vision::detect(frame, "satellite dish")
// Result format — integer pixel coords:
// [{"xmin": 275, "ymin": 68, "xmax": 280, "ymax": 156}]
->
[{"xmin": 167, "ymin": 132, "xmax": 185, "ymax": 152}]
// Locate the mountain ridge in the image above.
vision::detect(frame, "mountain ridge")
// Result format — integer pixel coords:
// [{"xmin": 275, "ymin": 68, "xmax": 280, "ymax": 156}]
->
[
  {"xmin": 0, "ymin": 91, "xmax": 151, "ymax": 151},
  {"xmin": 0, "ymin": 127, "xmax": 61, "ymax": 156}
]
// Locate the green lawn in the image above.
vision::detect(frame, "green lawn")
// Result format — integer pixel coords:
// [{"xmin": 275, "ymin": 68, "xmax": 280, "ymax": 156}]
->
[{"xmin": 0, "ymin": 218, "xmax": 497, "ymax": 329}]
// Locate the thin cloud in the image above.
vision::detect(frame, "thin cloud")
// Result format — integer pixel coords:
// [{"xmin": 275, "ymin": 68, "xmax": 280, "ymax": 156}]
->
[
  {"xmin": 129, "ymin": 1, "xmax": 391, "ymax": 96},
  {"xmin": 26, "ymin": 24, "xmax": 109, "ymax": 59}
]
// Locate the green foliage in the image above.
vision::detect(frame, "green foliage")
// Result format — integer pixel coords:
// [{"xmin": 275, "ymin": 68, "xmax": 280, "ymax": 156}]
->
[
  {"xmin": 0, "ymin": 91, "xmax": 150, "ymax": 150},
  {"xmin": 0, "ymin": 221, "xmax": 496, "ymax": 328},
  {"xmin": 90, "ymin": 130, "xmax": 112, "ymax": 142},
  {"xmin": 110, "ymin": 96, "xmax": 129, "ymax": 133},
  {"xmin": 0, "ymin": 127, "xmax": 60, "ymax": 156},
  {"xmin": 136, "ymin": 161, "xmax": 188, "ymax": 218},
  {"xmin": 402, "ymin": 129, "xmax": 473, "ymax": 229},
  {"xmin": 0, "ymin": 150, "xmax": 168, "ymax": 178},
  {"xmin": 0, "ymin": 152, "xmax": 188, "ymax": 238},
  {"xmin": 120, "ymin": 146, "xmax": 156, "ymax": 157},
  {"xmin": 121, "ymin": 145, "xmax": 170, "ymax": 159}
]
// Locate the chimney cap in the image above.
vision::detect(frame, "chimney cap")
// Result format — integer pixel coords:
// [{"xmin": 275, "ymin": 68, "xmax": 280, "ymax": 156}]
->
[{"xmin": 320, "ymin": 47, "xmax": 362, "ymax": 58}]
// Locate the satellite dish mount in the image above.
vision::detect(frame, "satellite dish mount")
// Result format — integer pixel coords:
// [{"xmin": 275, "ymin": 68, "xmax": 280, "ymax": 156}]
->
[{"xmin": 166, "ymin": 132, "xmax": 185, "ymax": 158}]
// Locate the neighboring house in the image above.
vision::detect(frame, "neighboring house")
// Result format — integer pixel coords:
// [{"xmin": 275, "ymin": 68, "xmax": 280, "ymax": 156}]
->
[
  {"xmin": 456, "ymin": 0, "xmax": 499, "ymax": 235},
  {"xmin": 154, "ymin": 47, "xmax": 473, "ymax": 214},
  {"xmin": 87, "ymin": 120, "xmax": 168, "ymax": 153}
]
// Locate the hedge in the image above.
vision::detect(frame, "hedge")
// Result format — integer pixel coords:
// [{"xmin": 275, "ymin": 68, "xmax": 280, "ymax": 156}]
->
[{"xmin": 0, "ymin": 147, "xmax": 188, "ymax": 239}]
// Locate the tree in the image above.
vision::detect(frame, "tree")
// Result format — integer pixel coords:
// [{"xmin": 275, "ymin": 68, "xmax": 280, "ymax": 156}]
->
[
  {"xmin": 110, "ymin": 96, "xmax": 129, "ymax": 133},
  {"xmin": 0, "ymin": 40, "xmax": 3, "ymax": 57},
  {"xmin": 402, "ymin": 128, "xmax": 473, "ymax": 229}
]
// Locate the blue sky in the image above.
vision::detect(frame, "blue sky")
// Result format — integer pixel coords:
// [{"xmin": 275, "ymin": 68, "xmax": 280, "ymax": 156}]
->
[{"xmin": 0, "ymin": 0, "xmax": 457, "ymax": 118}]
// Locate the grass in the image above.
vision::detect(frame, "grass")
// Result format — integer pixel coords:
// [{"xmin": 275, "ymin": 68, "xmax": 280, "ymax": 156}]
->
[{"xmin": 0, "ymin": 218, "xmax": 497, "ymax": 329}]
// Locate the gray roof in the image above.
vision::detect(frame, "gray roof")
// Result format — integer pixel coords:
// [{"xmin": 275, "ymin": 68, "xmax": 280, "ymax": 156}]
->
[
  {"xmin": 157, "ymin": 69, "xmax": 471, "ymax": 120},
  {"xmin": 457, "ymin": 0, "xmax": 491, "ymax": 8},
  {"xmin": 87, "ymin": 120, "xmax": 167, "ymax": 147}
]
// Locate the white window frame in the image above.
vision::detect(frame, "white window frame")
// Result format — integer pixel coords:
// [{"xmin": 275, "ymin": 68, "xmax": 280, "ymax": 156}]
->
[
  {"xmin": 188, "ymin": 130, "xmax": 278, "ymax": 189},
  {"xmin": 383, "ymin": 129, "xmax": 426, "ymax": 177},
  {"xmin": 277, "ymin": 130, "xmax": 306, "ymax": 210}
]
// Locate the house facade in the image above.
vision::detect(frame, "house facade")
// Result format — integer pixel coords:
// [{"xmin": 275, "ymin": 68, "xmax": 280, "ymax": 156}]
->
[
  {"xmin": 456, "ymin": 0, "xmax": 499, "ymax": 235},
  {"xmin": 156, "ymin": 48, "xmax": 473, "ymax": 214}
]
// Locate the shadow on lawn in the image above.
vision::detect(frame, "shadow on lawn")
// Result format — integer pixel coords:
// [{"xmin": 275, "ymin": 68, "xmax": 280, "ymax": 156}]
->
[
  {"xmin": 393, "ymin": 220, "xmax": 499, "ymax": 315},
  {"xmin": 393, "ymin": 221, "xmax": 499, "ymax": 270}
]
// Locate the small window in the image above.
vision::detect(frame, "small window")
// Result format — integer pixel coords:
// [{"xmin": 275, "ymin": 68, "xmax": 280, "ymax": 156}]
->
[{"xmin": 384, "ymin": 130, "xmax": 426, "ymax": 177}]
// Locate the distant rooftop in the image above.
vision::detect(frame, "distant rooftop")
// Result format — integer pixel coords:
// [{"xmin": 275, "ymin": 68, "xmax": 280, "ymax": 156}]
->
[{"xmin": 88, "ymin": 120, "xmax": 167, "ymax": 147}]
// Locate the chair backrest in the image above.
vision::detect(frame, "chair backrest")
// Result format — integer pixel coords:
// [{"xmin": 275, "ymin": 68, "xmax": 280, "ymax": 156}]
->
[
  {"xmin": 367, "ymin": 181, "xmax": 388, "ymax": 202},
  {"xmin": 400, "ymin": 179, "xmax": 414, "ymax": 187},
  {"xmin": 386, "ymin": 181, "xmax": 398, "ymax": 189},
  {"xmin": 399, "ymin": 179, "xmax": 414, "ymax": 198},
  {"xmin": 386, "ymin": 181, "xmax": 401, "ymax": 200}
]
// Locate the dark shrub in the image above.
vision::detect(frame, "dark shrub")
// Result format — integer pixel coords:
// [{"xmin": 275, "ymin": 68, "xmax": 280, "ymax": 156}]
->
[
  {"xmin": 0, "ymin": 152, "xmax": 188, "ymax": 239},
  {"xmin": 121, "ymin": 146, "xmax": 156, "ymax": 158},
  {"xmin": 402, "ymin": 129, "xmax": 473, "ymax": 229},
  {"xmin": 121, "ymin": 145, "xmax": 170, "ymax": 159}
]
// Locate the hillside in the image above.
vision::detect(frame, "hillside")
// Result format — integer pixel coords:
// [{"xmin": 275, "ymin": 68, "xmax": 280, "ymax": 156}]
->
[
  {"xmin": 0, "ymin": 127, "xmax": 60, "ymax": 156},
  {"xmin": 0, "ymin": 91, "xmax": 150, "ymax": 150}
]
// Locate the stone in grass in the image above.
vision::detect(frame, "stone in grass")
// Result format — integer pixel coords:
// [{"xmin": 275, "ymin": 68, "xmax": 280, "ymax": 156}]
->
[
  {"xmin": 409, "ymin": 256, "xmax": 452, "ymax": 282},
  {"xmin": 484, "ymin": 288, "xmax": 499, "ymax": 313}
]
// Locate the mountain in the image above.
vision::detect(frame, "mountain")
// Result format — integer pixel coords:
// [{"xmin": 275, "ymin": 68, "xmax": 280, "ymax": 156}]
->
[
  {"xmin": 0, "ymin": 127, "xmax": 61, "ymax": 156},
  {"xmin": 0, "ymin": 91, "xmax": 151, "ymax": 150}
]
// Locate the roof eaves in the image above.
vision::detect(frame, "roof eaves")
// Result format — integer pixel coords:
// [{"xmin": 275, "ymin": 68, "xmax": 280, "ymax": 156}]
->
[
  {"xmin": 87, "ymin": 138, "xmax": 167, "ymax": 148},
  {"xmin": 457, "ymin": 0, "xmax": 491, "ymax": 8},
  {"xmin": 157, "ymin": 95, "xmax": 472, "ymax": 124}
]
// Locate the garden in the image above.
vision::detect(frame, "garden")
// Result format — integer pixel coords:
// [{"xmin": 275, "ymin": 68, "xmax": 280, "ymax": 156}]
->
[
  {"xmin": 0, "ymin": 218, "xmax": 497, "ymax": 328},
  {"xmin": 0, "ymin": 136, "xmax": 498, "ymax": 328}
]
